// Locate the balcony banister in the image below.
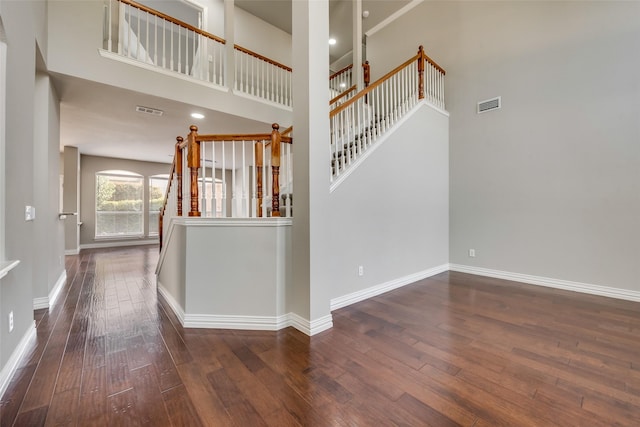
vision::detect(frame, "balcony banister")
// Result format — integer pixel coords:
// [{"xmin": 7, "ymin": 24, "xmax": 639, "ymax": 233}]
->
[
  {"xmin": 233, "ymin": 44, "xmax": 292, "ymax": 72},
  {"xmin": 118, "ymin": 0, "xmax": 226, "ymax": 44}
]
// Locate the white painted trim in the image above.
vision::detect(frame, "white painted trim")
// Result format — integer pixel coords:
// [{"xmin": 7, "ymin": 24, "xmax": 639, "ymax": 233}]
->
[
  {"xmin": 33, "ymin": 297, "xmax": 49, "ymax": 310},
  {"xmin": 365, "ymin": 0, "xmax": 425, "ymax": 38},
  {"xmin": 65, "ymin": 249, "xmax": 80, "ymax": 256},
  {"xmin": 330, "ymin": 264, "xmax": 450, "ymax": 311},
  {"xmin": 80, "ymin": 239, "xmax": 158, "ymax": 250},
  {"xmin": 173, "ymin": 217, "xmax": 292, "ymax": 227},
  {"xmin": 287, "ymin": 312, "xmax": 311, "ymax": 335},
  {"xmin": 183, "ymin": 313, "xmax": 290, "ymax": 330},
  {"xmin": 0, "ymin": 322, "xmax": 36, "ymax": 399},
  {"xmin": 0, "ymin": 260, "xmax": 19, "ymax": 280},
  {"xmin": 49, "ymin": 270, "xmax": 67, "ymax": 307},
  {"xmin": 309, "ymin": 315, "xmax": 333, "ymax": 336},
  {"xmin": 449, "ymin": 264, "xmax": 640, "ymax": 303},
  {"xmin": 230, "ymin": 89, "xmax": 293, "ymax": 112},
  {"xmin": 157, "ymin": 281, "xmax": 186, "ymax": 325},
  {"xmin": 98, "ymin": 49, "xmax": 229, "ymax": 92},
  {"xmin": 330, "ymin": 101, "xmax": 448, "ymax": 193}
]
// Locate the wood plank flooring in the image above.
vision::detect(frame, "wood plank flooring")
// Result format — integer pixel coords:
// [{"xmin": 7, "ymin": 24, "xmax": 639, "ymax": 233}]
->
[{"xmin": 2, "ymin": 245, "xmax": 640, "ymax": 426}]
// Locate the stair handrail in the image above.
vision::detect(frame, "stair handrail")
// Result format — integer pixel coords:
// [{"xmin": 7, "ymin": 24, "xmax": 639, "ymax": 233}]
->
[
  {"xmin": 329, "ymin": 62, "xmax": 370, "ymax": 107},
  {"xmin": 330, "ymin": 46, "xmax": 444, "ymax": 118},
  {"xmin": 329, "ymin": 46, "xmax": 445, "ymax": 183}
]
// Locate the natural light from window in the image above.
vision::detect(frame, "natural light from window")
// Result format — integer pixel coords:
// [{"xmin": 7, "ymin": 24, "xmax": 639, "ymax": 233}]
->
[
  {"xmin": 95, "ymin": 170, "xmax": 144, "ymax": 238},
  {"xmin": 148, "ymin": 175, "xmax": 168, "ymax": 236}
]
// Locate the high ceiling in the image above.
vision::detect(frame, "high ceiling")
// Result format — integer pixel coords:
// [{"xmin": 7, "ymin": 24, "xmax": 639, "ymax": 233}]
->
[
  {"xmin": 58, "ymin": 0, "xmax": 413, "ymax": 164},
  {"xmin": 235, "ymin": 0, "xmax": 411, "ymax": 64}
]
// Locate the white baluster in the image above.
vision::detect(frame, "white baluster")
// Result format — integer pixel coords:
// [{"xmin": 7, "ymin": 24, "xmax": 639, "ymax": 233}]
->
[
  {"xmin": 251, "ymin": 141, "xmax": 256, "ymax": 217},
  {"xmin": 200, "ymin": 142, "xmax": 206, "ymax": 216},
  {"xmin": 242, "ymin": 141, "xmax": 247, "ymax": 218},
  {"xmin": 231, "ymin": 141, "xmax": 236, "ymax": 217},
  {"xmin": 221, "ymin": 141, "xmax": 227, "ymax": 217},
  {"xmin": 211, "ymin": 141, "xmax": 217, "ymax": 217}
]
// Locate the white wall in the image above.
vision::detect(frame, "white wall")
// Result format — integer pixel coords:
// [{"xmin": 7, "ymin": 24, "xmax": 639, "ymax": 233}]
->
[
  {"xmin": 368, "ymin": 1, "xmax": 640, "ymax": 292},
  {"xmin": 328, "ymin": 103, "xmax": 449, "ymax": 302},
  {"xmin": 0, "ymin": 0, "xmax": 61, "ymax": 372},
  {"xmin": 33, "ymin": 71, "xmax": 65, "ymax": 304},
  {"xmin": 234, "ymin": 6, "xmax": 291, "ymax": 67}
]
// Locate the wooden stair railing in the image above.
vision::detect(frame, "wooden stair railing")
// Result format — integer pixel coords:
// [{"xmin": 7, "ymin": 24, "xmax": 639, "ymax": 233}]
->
[
  {"xmin": 159, "ymin": 123, "xmax": 293, "ymax": 248},
  {"xmin": 329, "ymin": 45, "xmax": 445, "ymax": 182},
  {"xmin": 329, "ymin": 62, "xmax": 370, "ymax": 107}
]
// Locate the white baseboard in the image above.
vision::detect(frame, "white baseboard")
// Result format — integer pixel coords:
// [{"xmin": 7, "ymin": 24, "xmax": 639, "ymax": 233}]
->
[
  {"xmin": 33, "ymin": 270, "xmax": 67, "ymax": 310},
  {"xmin": 157, "ymin": 282, "xmax": 333, "ymax": 336},
  {"xmin": 64, "ymin": 248, "xmax": 79, "ymax": 256},
  {"xmin": 330, "ymin": 264, "xmax": 450, "ymax": 311},
  {"xmin": 157, "ymin": 282, "xmax": 186, "ymax": 325},
  {"xmin": 449, "ymin": 264, "xmax": 640, "ymax": 303},
  {"xmin": 183, "ymin": 313, "xmax": 291, "ymax": 330},
  {"xmin": 0, "ymin": 322, "xmax": 36, "ymax": 399},
  {"xmin": 80, "ymin": 239, "xmax": 158, "ymax": 250}
]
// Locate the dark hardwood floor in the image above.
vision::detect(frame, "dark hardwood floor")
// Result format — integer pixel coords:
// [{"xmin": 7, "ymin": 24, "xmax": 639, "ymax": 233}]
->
[{"xmin": 2, "ymin": 245, "xmax": 640, "ymax": 426}]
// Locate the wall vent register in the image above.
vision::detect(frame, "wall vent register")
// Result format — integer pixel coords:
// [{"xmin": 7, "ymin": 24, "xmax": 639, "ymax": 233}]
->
[
  {"xmin": 135, "ymin": 105, "xmax": 164, "ymax": 116},
  {"xmin": 477, "ymin": 96, "xmax": 501, "ymax": 114}
]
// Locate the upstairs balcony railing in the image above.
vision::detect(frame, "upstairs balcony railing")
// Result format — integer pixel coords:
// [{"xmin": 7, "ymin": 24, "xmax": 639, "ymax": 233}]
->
[
  {"xmin": 103, "ymin": 0, "xmax": 292, "ymax": 107},
  {"xmin": 159, "ymin": 124, "xmax": 293, "ymax": 249}
]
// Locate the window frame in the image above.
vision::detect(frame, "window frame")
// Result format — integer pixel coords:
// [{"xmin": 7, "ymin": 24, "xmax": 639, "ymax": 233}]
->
[{"xmin": 95, "ymin": 170, "xmax": 145, "ymax": 239}]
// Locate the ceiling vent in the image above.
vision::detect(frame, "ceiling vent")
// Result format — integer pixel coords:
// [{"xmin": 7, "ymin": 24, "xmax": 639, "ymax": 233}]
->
[
  {"xmin": 135, "ymin": 105, "xmax": 164, "ymax": 116},
  {"xmin": 477, "ymin": 96, "xmax": 501, "ymax": 114}
]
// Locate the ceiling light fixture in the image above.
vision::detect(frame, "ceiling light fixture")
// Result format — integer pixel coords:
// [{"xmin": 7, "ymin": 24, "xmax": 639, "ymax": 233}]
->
[
  {"xmin": 191, "ymin": 113, "xmax": 205, "ymax": 119},
  {"xmin": 329, "ymin": 38, "xmax": 337, "ymax": 45}
]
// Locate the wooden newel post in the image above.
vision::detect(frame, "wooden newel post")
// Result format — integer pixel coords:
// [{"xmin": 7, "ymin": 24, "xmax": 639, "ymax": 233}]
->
[
  {"xmin": 255, "ymin": 141, "xmax": 264, "ymax": 217},
  {"xmin": 363, "ymin": 61, "xmax": 370, "ymax": 88},
  {"xmin": 175, "ymin": 136, "xmax": 183, "ymax": 216},
  {"xmin": 187, "ymin": 125, "xmax": 201, "ymax": 217},
  {"xmin": 271, "ymin": 123, "xmax": 281, "ymax": 217},
  {"xmin": 159, "ymin": 210, "xmax": 163, "ymax": 250},
  {"xmin": 418, "ymin": 45, "xmax": 425, "ymax": 100}
]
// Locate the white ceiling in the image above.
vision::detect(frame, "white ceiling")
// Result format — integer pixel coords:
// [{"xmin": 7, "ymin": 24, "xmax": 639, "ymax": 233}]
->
[{"xmin": 57, "ymin": 0, "xmax": 411, "ymax": 165}]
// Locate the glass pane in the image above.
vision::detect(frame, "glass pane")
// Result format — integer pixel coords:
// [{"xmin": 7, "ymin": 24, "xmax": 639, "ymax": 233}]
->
[{"xmin": 96, "ymin": 171, "xmax": 144, "ymax": 238}]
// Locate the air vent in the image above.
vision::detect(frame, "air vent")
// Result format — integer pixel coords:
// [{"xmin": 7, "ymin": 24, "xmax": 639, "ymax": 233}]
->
[
  {"xmin": 477, "ymin": 96, "xmax": 501, "ymax": 114},
  {"xmin": 135, "ymin": 105, "xmax": 164, "ymax": 116}
]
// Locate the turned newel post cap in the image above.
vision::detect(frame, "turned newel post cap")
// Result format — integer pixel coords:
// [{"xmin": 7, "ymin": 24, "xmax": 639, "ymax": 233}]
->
[
  {"xmin": 272, "ymin": 123, "xmax": 280, "ymax": 131},
  {"xmin": 190, "ymin": 125, "xmax": 198, "ymax": 133},
  {"xmin": 176, "ymin": 136, "xmax": 183, "ymax": 143}
]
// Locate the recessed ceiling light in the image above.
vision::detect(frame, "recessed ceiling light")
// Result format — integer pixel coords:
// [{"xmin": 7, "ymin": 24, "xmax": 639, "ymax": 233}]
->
[
  {"xmin": 329, "ymin": 38, "xmax": 337, "ymax": 45},
  {"xmin": 340, "ymin": 82, "xmax": 346, "ymax": 88},
  {"xmin": 191, "ymin": 113, "xmax": 204, "ymax": 119}
]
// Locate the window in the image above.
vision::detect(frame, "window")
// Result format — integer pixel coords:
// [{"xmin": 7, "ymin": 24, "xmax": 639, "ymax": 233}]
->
[
  {"xmin": 148, "ymin": 174, "xmax": 168, "ymax": 236},
  {"xmin": 95, "ymin": 170, "xmax": 144, "ymax": 238},
  {"xmin": 200, "ymin": 177, "xmax": 223, "ymax": 217}
]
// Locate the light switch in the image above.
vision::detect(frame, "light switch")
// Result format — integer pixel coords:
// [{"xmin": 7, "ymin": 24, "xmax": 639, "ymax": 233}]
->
[{"xmin": 25, "ymin": 205, "xmax": 35, "ymax": 221}]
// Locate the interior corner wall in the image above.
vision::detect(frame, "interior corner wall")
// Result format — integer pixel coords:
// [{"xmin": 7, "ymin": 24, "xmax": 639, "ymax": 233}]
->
[
  {"xmin": 33, "ymin": 71, "xmax": 64, "ymax": 303},
  {"xmin": 63, "ymin": 146, "xmax": 80, "ymax": 253},
  {"xmin": 368, "ymin": 1, "xmax": 640, "ymax": 292}
]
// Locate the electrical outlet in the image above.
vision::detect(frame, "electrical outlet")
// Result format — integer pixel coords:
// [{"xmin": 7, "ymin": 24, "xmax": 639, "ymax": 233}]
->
[
  {"xmin": 358, "ymin": 265, "xmax": 364, "ymax": 276},
  {"xmin": 469, "ymin": 249, "xmax": 476, "ymax": 257},
  {"xmin": 9, "ymin": 311, "xmax": 13, "ymax": 333},
  {"xmin": 25, "ymin": 205, "xmax": 36, "ymax": 221}
]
